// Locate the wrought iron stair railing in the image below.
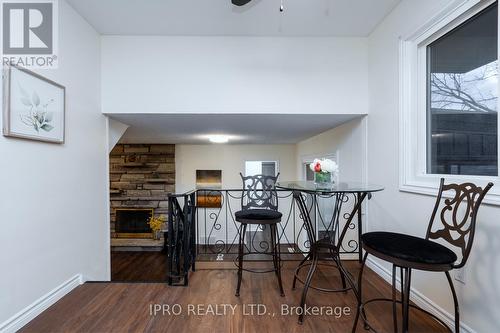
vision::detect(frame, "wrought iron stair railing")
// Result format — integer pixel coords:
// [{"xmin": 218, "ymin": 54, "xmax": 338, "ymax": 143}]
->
[
  {"xmin": 166, "ymin": 189, "xmax": 362, "ymax": 286},
  {"xmin": 167, "ymin": 191, "xmax": 196, "ymax": 286}
]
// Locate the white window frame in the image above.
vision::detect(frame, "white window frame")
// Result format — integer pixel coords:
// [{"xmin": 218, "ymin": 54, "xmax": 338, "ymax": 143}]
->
[
  {"xmin": 399, "ymin": 0, "xmax": 500, "ymax": 204},
  {"xmin": 244, "ymin": 160, "xmax": 279, "ymax": 177}
]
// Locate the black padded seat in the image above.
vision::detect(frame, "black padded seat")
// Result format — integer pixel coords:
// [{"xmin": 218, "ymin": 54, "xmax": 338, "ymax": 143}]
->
[
  {"xmin": 353, "ymin": 180, "xmax": 493, "ymax": 333},
  {"xmin": 235, "ymin": 209, "xmax": 282, "ymax": 223},
  {"xmin": 362, "ymin": 232, "xmax": 457, "ymax": 266}
]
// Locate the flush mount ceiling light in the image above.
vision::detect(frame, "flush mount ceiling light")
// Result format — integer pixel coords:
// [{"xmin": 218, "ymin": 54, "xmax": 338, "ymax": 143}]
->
[
  {"xmin": 208, "ymin": 135, "xmax": 230, "ymax": 144},
  {"xmin": 232, "ymin": 0, "xmax": 285, "ymax": 12},
  {"xmin": 231, "ymin": 0, "xmax": 252, "ymax": 5}
]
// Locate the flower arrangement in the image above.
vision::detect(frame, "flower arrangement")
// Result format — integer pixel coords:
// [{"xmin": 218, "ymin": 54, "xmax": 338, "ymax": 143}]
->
[
  {"xmin": 310, "ymin": 158, "xmax": 338, "ymax": 185},
  {"xmin": 148, "ymin": 214, "xmax": 165, "ymax": 239},
  {"xmin": 310, "ymin": 158, "xmax": 338, "ymax": 174}
]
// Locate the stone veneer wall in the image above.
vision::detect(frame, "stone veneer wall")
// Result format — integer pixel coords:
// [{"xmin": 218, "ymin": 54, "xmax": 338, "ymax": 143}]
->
[{"xmin": 109, "ymin": 144, "xmax": 175, "ymax": 238}]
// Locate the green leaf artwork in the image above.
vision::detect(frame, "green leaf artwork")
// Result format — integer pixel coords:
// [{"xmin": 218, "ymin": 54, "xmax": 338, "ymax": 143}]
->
[
  {"xmin": 18, "ymin": 85, "xmax": 55, "ymax": 133},
  {"xmin": 41, "ymin": 124, "xmax": 54, "ymax": 131}
]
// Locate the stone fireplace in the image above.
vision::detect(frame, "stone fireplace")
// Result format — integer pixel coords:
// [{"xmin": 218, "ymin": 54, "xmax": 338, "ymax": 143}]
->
[{"xmin": 109, "ymin": 144, "xmax": 175, "ymax": 250}]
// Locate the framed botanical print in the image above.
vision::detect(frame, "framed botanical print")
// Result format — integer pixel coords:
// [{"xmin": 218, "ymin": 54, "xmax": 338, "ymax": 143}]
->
[{"xmin": 2, "ymin": 65, "xmax": 65, "ymax": 143}]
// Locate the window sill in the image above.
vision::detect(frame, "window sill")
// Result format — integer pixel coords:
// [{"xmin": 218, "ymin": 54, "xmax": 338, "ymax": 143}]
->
[{"xmin": 400, "ymin": 179, "xmax": 500, "ymax": 206}]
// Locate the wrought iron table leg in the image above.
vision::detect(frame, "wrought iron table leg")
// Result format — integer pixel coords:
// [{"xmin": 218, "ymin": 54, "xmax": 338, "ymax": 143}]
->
[
  {"xmin": 298, "ymin": 247, "xmax": 318, "ymax": 324},
  {"xmin": 352, "ymin": 252, "xmax": 368, "ymax": 333},
  {"xmin": 294, "ymin": 191, "xmax": 369, "ymax": 325},
  {"xmin": 357, "ymin": 192, "xmax": 363, "ymax": 263},
  {"xmin": 333, "ymin": 252, "xmax": 347, "ymax": 291},
  {"xmin": 292, "ymin": 251, "xmax": 311, "ymax": 290}
]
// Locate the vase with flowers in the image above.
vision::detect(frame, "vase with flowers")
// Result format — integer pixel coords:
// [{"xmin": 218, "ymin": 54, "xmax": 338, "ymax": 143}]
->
[
  {"xmin": 310, "ymin": 158, "xmax": 338, "ymax": 188},
  {"xmin": 148, "ymin": 214, "xmax": 165, "ymax": 240}
]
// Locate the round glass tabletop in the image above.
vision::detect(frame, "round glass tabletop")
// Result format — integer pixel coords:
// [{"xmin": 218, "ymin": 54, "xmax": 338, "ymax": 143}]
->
[{"xmin": 276, "ymin": 181, "xmax": 384, "ymax": 194}]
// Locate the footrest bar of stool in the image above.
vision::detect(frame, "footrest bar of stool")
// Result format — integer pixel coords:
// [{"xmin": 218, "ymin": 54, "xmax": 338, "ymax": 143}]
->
[
  {"xmin": 358, "ymin": 298, "xmax": 453, "ymax": 333},
  {"xmin": 233, "ymin": 252, "xmax": 283, "ymax": 274},
  {"xmin": 293, "ymin": 261, "xmax": 353, "ymax": 293}
]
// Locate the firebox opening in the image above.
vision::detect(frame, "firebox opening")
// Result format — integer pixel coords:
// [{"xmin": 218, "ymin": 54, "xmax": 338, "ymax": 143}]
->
[{"xmin": 115, "ymin": 208, "xmax": 154, "ymax": 238}]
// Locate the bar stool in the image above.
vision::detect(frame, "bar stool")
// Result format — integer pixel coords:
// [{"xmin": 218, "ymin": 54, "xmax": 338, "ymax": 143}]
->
[
  {"xmin": 352, "ymin": 179, "xmax": 493, "ymax": 333},
  {"xmin": 234, "ymin": 173, "xmax": 285, "ymax": 297}
]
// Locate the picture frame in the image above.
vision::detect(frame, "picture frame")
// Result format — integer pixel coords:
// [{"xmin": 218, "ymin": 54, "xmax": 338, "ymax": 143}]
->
[
  {"xmin": 2, "ymin": 64, "xmax": 65, "ymax": 143},
  {"xmin": 196, "ymin": 170, "xmax": 223, "ymax": 208}
]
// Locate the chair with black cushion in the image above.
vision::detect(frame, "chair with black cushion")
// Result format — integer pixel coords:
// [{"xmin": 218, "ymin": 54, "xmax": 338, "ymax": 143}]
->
[
  {"xmin": 235, "ymin": 172, "xmax": 285, "ymax": 297},
  {"xmin": 352, "ymin": 178, "xmax": 493, "ymax": 333}
]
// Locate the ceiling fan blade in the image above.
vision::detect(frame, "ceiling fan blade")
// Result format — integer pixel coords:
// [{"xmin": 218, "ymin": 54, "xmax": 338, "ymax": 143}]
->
[{"xmin": 232, "ymin": 0, "xmax": 252, "ymax": 6}]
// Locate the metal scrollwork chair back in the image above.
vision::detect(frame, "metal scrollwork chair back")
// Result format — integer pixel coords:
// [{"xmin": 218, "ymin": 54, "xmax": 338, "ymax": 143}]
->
[
  {"xmin": 240, "ymin": 172, "xmax": 280, "ymax": 211},
  {"xmin": 426, "ymin": 178, "xmax": 494, "ymax": 268},
  {"xmin": 235, "ymin": 172, "xmax": 285, "ymax": 297}
]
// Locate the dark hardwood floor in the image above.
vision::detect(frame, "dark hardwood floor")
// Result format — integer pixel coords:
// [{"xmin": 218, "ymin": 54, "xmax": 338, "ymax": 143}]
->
[
  {"xmin": 111, "ymin": 251, "xmax": 167, "ymax": 282},
  {"xmin": 111, "ymin": 249, "xmax": 304, "ymax": 282},
  {"xmin": 23, "ymin": 260, "xmax": 446, "ymax": 333}
]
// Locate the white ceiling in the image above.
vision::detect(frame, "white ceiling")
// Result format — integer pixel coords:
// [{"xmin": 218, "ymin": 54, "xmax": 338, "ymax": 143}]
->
[
  {"xmin": 66, "ymin": 0, "xmax": 400, "ymax": 36},
  {"xmin": 111, "ymin": 113, "xmax": 362, "ymax": 144}
]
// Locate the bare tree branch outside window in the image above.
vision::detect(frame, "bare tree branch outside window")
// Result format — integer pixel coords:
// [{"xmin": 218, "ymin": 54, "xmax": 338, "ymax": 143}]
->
[{"xmin": 431, "ymin": 61, "xmax": 498, "ymax": 113}]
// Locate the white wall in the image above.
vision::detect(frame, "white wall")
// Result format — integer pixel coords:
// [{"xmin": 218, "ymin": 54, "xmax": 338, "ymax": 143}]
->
[
  {"xmin": 107, "ymin": 118, "xmax": 129, "ymax": 153},
  {"xmin": 296, "ymin": 117, "xmax": 366, "ymax": 183},
  {"xmin": 101, "ymin": 36, "xmax": 369, "ymax": 115},
  {"xmin": 176, "ymin": 144, "xmax": 296, "ymax": 192},
  {"xmin": 0, "ymin": 0, "xmax": 107, "ymax": 329},
  {"xmin": 367, "ymin": 0, "xmax": 500, "ymax": 332}
]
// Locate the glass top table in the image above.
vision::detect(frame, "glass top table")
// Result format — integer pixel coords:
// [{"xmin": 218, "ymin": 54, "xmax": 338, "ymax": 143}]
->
[
  {"xmin": 276, "ymin": 180, "xmax": 384, "ymax": 324},
  {"xmin": 276, "ymin": 181, "xmax": 384, "ymax": 194}
]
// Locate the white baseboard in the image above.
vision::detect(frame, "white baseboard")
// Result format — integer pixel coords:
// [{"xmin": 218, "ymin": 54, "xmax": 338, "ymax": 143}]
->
[
  {"xmin": 340, "ymin": 253, "xmax": 359, "ymax": 260},
  {"xmin": 0, "ymin": 274, "xmax": 84, "ymax": 333},
  {"xmin": 366, "ymin": 257, "xmax": 475, "ymax": 333}
]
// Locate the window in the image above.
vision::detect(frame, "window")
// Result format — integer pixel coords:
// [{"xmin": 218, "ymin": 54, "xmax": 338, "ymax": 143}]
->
[
  {"xmin": 304, "ymin": 163, "xmax": 315, "ymax": 181},
  {"xmin": 245, "ymin": 161, "xmax": 278, "ymax": 177},
  {"xmin": 427, "ymin": 3, "xmax": 498, "ymax": 176},
  {"xmin": 400, "ymin": 0, "xmax": 499, "ymax": 203}
]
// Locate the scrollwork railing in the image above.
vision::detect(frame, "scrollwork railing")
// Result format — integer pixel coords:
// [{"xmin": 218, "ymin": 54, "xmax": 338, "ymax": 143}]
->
[{"xmin": 195, "ymin": 190, "xmax": 360, "ymax": 258}]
